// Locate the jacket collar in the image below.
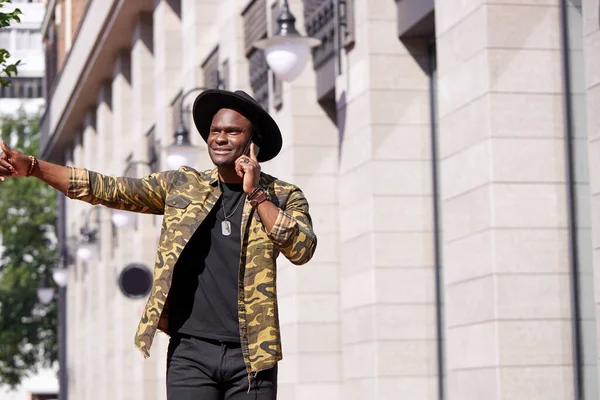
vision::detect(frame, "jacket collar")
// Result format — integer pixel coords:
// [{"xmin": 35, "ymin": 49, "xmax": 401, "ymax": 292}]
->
[
  {"xmin": 209, "ymin": 168, "xmax": 219, "ymax": 186},
  {"xmin": 208, "ymin": 167, "xmax": 268, "ymax": 187},
  {"xmin": 207, "ymin": 167, "xmax": 271, "ymax": 190}
]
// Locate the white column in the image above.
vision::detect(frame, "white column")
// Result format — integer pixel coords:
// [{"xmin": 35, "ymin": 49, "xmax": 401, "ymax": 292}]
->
[
  {"xmin": 435, "ymin": 0, "xmax": 574, "ymax": 398},
  {"xmin": 95, "ymin": 82, "xmax": 113, "ymax": 400},
  {"xmin": 260, "ymin": 0, "xmax": 342, "ymax": 398},
  {"xmin": 152, "ymin": 0, "xmax": 183, "ymax": 395},
  {"xmin": 154, "ymin": 0, "xmax": 182, "ymax": 172},
  {"xmin": 336, "ymin": 0, "xmax": 438, "ymax": 398},
  {"xmin": 131, "ymin": 11, "xmax": 163, "ymax": 400},
  {"xmin": 180, "ymin": 0, "xmax": 221, "ymax": 168},
  {"xmin": 80, "ymin": 110, "xmax": 99, "ymax": 400},
  {"xmin": 111, "ymin": 49, "xmax": 144, "ymax": 400}
]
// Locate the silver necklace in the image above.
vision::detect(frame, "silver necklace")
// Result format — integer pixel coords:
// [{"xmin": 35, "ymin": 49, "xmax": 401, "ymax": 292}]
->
[{"xmin": 220, "ymin": 186, "xmax": 245, "ymax": 236}]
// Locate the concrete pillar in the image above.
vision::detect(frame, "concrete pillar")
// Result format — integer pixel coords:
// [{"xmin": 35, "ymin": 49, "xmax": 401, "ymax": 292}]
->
[
  {"xmin": 131, "ymin": 12, "xmax": 156, "ymax": 163},
  {"xmin": 95, "ymin": 82, "xmax": 112, "ymax": 400},
  {"xmin": 111, "ymin": 49, "xmax": 146, "ymax": 400},
  {"xmin": 80, "ymin": 110, "xmax": 99, "ymax": 400},
  {"xmin": 435, "ymin": 1, "xmax": 574, "ymax": 398},
  {"xmin": 335, "ymin": 0, "xmax": 439, "ymax": 399},
  {"xmin": 153, "ymin": 0, "xmax": 182, "ymax": 170},
  {"xmin": 180, "ymin": 0, "xmax": 221, "ymax": 165},
  {"xmin": 131, "ymin": 12, "xmax": 163, "ymax": 400},
  {"xmin": 64, "ymin": 145, "xmax": 81, "ymax": 400},
  {"xmin": 151, "ymin": 0, "xmax": 183, "ymax": 395},
  {"xmin": 261, "ymin": 0, "xmax": 342, "ymax": 398},
  {"xmin": 111, "ymin": 51, "xmax": 133, "ymax": 173}
]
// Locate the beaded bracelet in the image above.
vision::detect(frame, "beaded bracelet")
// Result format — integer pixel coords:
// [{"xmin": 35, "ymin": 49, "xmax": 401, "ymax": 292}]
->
[{"xmin": 26, "ymin": 155, "xmax": 38, "ymax": 177}]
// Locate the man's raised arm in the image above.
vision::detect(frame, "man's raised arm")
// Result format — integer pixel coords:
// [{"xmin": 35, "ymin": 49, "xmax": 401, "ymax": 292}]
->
[
  {"xmin": 0, "ymin": 141, "xmax": 175, "ymax": 215},
  {"xmin": 0, "ymin": 140, "xmax": 70, "ymax": 193}
]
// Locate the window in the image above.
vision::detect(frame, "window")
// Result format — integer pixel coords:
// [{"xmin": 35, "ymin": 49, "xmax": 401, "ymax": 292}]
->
[
  {"xmin": 242, "ymin": 0, "xmax": 269, "ymax": 110},
  {"xmin": 304, "ymin": 0, "xmax": 337, "ymax": 121},
  {"xmin": 270, "ymin": 1, "xmax": 282, "ymax": 109},
  {"xmin": 201, "ymin": 46, "xmax": 220, "ymax": 89},
  {"xmin": 0, "ymin": 77, "xmax": 44, "ymax": 99},
  {"xmin": 0, "ymin": 29, "xmax": 11, "ymax": 48},
  {"xmin": 14, "ymin": 29, "xmax": 42, "ymax": 51}
]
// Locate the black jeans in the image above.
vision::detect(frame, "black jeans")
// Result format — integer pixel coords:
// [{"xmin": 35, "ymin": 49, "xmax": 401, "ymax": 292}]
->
[{"xmin": 166, "ymin": 334, "xmax": 278, "ymax": 400}]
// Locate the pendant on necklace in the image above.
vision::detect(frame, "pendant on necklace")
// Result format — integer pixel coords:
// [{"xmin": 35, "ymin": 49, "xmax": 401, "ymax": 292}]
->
[{"xmin": 221, "ymin": 220, "xmax": 232, "ymax": 236}]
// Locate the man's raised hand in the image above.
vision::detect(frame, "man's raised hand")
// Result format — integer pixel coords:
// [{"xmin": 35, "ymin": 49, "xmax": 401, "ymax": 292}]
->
[{"xmin": 0, "ymin": 141, "xmax": 30, "ymax": 182}]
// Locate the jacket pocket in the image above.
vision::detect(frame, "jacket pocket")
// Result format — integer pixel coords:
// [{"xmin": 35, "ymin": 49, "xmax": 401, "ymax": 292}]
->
[{"xmin": 165, "ymin": 195, "xmax": 192, "ymax": 209}]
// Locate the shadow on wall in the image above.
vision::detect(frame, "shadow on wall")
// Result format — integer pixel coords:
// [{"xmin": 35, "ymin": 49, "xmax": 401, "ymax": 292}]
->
[
  {"xmin": 336, "ymin": 90, "xmax": 346, "ymax": 161},
  {"xmin": 400, "ymin": 38, "xmax": 432, "ymax": 75}
]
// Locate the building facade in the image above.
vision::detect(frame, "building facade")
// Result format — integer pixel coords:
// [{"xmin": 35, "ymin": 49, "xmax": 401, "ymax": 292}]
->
[
  {"xmin": 0, "ymin": 1, "xmax": 57, "ymax": 399},
  {"xmin": 38, "ymin": 0, "xmax": 600, "ymax": 399},
  {"xmin": 0, "ymin": 0, "xmax": 45, "ymax": 116}
]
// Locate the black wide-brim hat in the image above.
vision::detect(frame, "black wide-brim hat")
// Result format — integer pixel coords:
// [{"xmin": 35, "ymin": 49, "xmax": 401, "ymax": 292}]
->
[{"xmin": 192, "ymin": 89, "xmax": 283, "ymax": 163}]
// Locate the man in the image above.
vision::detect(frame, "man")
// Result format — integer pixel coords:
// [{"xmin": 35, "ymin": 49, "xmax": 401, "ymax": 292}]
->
[{"xmin": 0, "ymin": 89, "xmax": 317, "ymax": 399}]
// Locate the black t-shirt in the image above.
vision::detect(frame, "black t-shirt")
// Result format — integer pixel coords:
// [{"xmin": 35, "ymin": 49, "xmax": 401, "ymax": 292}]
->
[{"xmin": 167, "ymin": 182, "xmax": 246, "ymax": 342}]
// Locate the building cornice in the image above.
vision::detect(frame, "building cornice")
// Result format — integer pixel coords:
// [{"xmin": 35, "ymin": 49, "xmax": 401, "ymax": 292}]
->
[
  {"xmin": 40, "ymin": 0, "xmax": 154, "ymax": 161},
  {"xmin": 41, "ymin": 0, "xmax": 56, "ymax": 38}
]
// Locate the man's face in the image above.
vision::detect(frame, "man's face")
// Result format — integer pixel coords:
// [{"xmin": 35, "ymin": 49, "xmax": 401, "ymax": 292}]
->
[{"xmin": 207, "ymin": 108, "xmax": 253, "ymax": 167}]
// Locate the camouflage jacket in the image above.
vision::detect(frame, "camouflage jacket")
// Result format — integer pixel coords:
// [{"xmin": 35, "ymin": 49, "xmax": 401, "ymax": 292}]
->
[{"xmin": 66, "ymin": 166, "xmax": 317, "ymax": 375}]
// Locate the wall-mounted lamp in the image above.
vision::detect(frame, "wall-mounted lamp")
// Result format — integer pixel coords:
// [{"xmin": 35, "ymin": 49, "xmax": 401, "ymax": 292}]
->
[
  {"xmin": 167, "ymin": 120, "xmax": 198, "ymax": 170},
  {"xmin": 37, "ymin": 273, "xmax": 55, "ymax": 305},
  {"xmin": 77, "ymin": 226, "xmax": 96, "ymax": 262},
  {"xmin": 52, "ymin": 267, "xmax": 69, "ymax": 288},
  {"xmin": 52, "ymin": 240, "xmax": 74, "ymax": 288},
  {"xmin": 168, "ymin": 78, "xmax": 224, "ymax": 170},
  {"xmin": 254, "ymin": 0, "xmax": 321, "ymax": 82},
  {"xmin": 111, "ymin": 209, "xmax": 132, "ymax": 228},
  {"xmin": 108, "ymin": 159, "xmax": 154, "ymax": 229},
  {"xmin": 76, "ymin": 208, "xmax": 99, "ymax": 262}
]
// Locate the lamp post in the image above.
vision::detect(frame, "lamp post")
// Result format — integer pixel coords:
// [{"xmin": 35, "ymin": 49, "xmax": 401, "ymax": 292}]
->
[
  {"xmin": 111, "ymin": 209, "xmax": 132, "ymax": 228},
  {"xmin": 166, "ymin": 117, "xmax": 198, "ymax": 170},
  {"xmin": 76, "ymin": 208, "xmax": 99, "ymax": 262},
  {"xmin": 254, "ymin": 0, "xmax": 321, "ymax": 82},
  {"xmin": 76, "ymin": 225, "xmax": 97, "ymax": 262},
  {"xmin": 56, "ymin": 194, "xmax": 70, "ymax": 400},
  {"xmin": 167, "ymin": 82, "xmax": 223, "ymax": 170},
  {"xmin": 36, "ymin": 274, "xmax": 55, "ymax": 305}
]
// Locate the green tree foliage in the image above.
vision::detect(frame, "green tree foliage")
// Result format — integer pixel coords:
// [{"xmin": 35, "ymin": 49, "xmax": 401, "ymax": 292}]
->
[
  {"xmin": 0, "ymin": 111, "xmax": 57, "ymax": 388},
  {"xmin": 0, "ymin": 0, "xmax": 23, "ymax": 86}
]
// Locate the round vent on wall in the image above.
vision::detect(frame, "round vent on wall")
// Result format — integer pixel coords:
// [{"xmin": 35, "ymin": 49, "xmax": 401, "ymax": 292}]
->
[{"xmin": 118, "ymin": 263, "xmax": 153, "ymax": 299}]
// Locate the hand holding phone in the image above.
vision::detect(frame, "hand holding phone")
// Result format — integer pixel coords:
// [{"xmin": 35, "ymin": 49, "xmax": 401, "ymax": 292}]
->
[
  {"xmin": 242, "ymin": 136, "xmax": 260, "ymax": 157},
  {"xmin": 236, "ymin": 137, "xmax": 261, "ymax": 194}
]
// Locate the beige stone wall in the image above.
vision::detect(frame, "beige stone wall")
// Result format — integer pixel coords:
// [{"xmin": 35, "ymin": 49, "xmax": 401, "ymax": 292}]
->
[
  {"xmin": 56, "ymin": 0, "xmax": 600, "ymax": 399},
  {"xmin": 335, "ymin": 0, "xmax": 439, "ymax": 398},
  {"xmin": 265, "ymin": 1, "xmax": 342, "ymax": 397},
  {"xmin": 435, "ymin": 0, "xmax": 575, "ymax": 398}
]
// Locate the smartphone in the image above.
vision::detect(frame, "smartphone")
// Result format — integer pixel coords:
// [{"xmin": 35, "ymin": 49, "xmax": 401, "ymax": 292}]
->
[{"xmin": 243, "ymin": 137, "xmax": 261, "ymax": 158}]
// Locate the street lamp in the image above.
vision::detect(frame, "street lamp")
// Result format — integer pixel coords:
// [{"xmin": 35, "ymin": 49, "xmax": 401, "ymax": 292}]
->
[
  {"xmin": 254, "ymin": 0, "xmax": 321, "ymax": 82},
  {"xmin": 111, "ymin": 209, "xmax": 132, "ymax": 228},
  {"xmin": 76, "ymin": 226, "xmax": 96, "ymax": 261},
  {"xmin": 52, "ymin": 267, "xmax": 69, "ymax": 288},
  {"xmin": 37, "ymin": 274, "xmax": 55, "ymax": 305},
  {"xmin": 76, "ymin": 208, "xmax": 98, "ymax": 261},
  {"xmin": 167, "ymin": 81, "xmax": 223, "ymax": 170},
  {"xmin": 52, "ymin": 240, "xmax": 73, "ymax": 287},
  {"xmin": 166, "ymin": 121, "xmax": 198, "ymax": 170}
]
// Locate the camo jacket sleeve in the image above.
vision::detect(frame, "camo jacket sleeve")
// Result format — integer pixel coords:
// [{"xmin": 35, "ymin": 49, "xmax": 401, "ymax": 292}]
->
[
  {"xmin": 66, "ymin": 167, "xmax": 175, "ymax": 214},
  {"xmin": 267, "ymin": 187, "xmax": 317, "ymax": 266}
]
